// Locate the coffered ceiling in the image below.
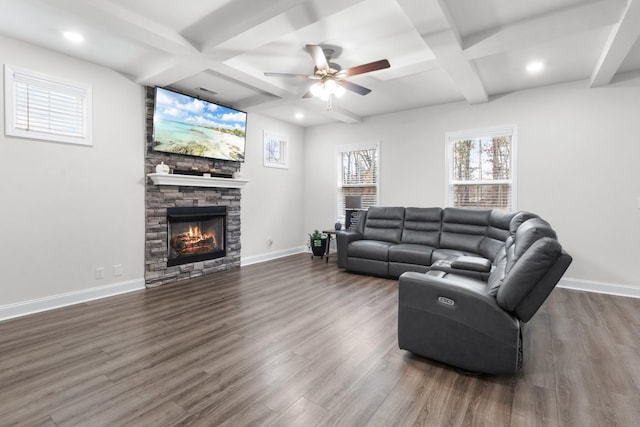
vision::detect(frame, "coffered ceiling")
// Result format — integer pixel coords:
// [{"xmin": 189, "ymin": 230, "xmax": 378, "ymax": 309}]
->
[{"xmin": 1, "ymin": 0, "xmax": 639, "ymax": 127}]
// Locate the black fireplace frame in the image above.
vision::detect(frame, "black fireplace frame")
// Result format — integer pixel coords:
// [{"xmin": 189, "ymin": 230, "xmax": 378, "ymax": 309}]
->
[{"xmin": 166, "ymin": 206, "xmax": 227, "ymax": 267}]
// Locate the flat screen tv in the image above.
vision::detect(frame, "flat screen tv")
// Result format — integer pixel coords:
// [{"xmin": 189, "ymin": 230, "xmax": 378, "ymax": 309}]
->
[{"xmin": 152, "ymin": 87, "xmax": 247, "ymax": 162}]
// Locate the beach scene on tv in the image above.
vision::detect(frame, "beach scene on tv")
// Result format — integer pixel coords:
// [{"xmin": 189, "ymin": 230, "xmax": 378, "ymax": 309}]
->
[{"xmin": 153, "ymin": 87, "xmax": 247, "ymax": 162}]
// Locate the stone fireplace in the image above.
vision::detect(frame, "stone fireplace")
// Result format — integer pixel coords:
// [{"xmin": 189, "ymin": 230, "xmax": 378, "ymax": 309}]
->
[{"xmin": 144, "ymin": 87, "xmax": 244, "ymax": 287}]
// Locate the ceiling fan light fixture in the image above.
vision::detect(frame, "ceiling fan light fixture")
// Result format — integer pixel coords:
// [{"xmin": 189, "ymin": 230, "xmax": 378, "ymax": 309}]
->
[
  {"xmin": 310, "ymin": 79, "xmax": 345, "ymax": 101},
  {"xmin": 310, "ymin": 81, "xmax": 324, "ymax": 98},
  {"xmin": 333, "ymin": 83, "xmax": 346, "ymax": 98}
]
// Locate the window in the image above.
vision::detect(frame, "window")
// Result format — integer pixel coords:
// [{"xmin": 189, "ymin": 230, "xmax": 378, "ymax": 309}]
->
[
  {"xmin": 4, "ymin": 65, "xmax": 92, "ymax": 145},
  {"xmin": 336, "ymin": 143, "xmax": 379, "ymax": 222},
  {"xmin": 263, "ymin": 131, "xmax": 288, "ymax": 168},
  {"xmin": 446, "ymin": 126, "xmax": 516, "ymax": 210}
]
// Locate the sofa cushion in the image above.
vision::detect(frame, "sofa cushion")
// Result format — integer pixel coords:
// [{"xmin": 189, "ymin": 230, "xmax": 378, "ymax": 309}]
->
[
  {"xmin": 508, "ymin": 218, "xmax": 557, "ymax": 272},
  {"xmin": 401, "ymin": 207, "xmax": 442, "ymax": 246},
  {"xmin": 496, "ymin": 238, "xmax": 563, "ymax": 317},
  {"xmin": 388, "ymin": 243, "xmax": 434, "ymax": 266},
  {"xmin": 439, "ymin": 208, "xmax": 491, "ymax": 253},
  {"xmin": 509, "ymin": 211, "xmax": 539, "ymax": 234},
  {"xmin": 362, "ymin": 206, "xmax": 405, "ymax": 243},
  {"xmin": 488, "ymin": 217, "xmax": 559, "ymax": 298},
  {"xmin": 348, "ymin": 240, "xmax": 394, "ymax": 261},
  {"xmin": 479, "ymin": 210, "xmax": 517, "ymax": 261}
]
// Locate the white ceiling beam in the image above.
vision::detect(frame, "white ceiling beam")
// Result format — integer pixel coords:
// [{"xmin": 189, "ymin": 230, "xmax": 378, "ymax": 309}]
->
[
  {"xmin": 395, "ymin": 0, "xmax": 488, "ymax": 104},
  {"xmin": 423, "ymin": 30, "xmax": 488, "ymax": 104},
  {"xmin": 590, "ymin": 0, "xmax": 640, "ymax": 87},
  {"xmin": 191, "ymin": 0, "xmax": 366, "ymax": 56},
  {"xmin": 135, "ymin": 57, "xmax": 208, "ymax": 87},
  {"xmin": 41, "ymin": 0, "xmax": 199, "ymax": 55},
  {"xmin": 183, "ymin": 0, "xmax": 304, "ymax": 53},
  {"xmin": 463, "ymin": 0, "xmax": 623, "ymax": 60},
  {"xmin": 421, "ymin": 1, "xmax": 488, "ymax": 104},
  {"xmin": 202, "ymin": 61, "xmax": 298, "ymax": 100},
  {"xmin": 374, "ymin": 57, "xmax": 439, "ymax": 81}
]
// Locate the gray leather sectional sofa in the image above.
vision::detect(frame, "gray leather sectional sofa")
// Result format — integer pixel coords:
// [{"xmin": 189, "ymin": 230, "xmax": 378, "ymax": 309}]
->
[{"xmin": 336, "ymin": 206, "xmax": 572, "ymax": 374}]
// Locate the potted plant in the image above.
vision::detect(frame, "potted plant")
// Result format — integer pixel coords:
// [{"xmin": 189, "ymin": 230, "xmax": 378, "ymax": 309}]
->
[{"xmin": 308, "ymin": 229, "xmax": 328, "ymax": 257}]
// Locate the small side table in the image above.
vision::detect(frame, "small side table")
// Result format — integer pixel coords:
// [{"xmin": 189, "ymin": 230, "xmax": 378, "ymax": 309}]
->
[{"xmin": 322, "ymin": 230, "xmax": 338, "ymax": 263}]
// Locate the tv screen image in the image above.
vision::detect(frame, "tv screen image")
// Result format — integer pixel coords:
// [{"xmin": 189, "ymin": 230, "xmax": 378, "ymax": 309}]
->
[{"xmin": 152, "ymin": 87, "xmax": 247, "ymax": 162}]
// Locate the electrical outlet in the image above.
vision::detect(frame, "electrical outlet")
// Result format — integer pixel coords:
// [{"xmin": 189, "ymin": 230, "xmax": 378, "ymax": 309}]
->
[
  {"xmin": 95, "ymin": 267, "xmax": 105, "ymax": 279},
  {"xmin": 113, "ymin": 264, "xmax": 123, "ymax": 277}
]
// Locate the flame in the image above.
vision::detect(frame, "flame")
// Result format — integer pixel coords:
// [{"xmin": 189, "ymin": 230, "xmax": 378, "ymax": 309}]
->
[
  {"xmin": 188, "ymin": 225, "xmax": 200, "ymax": 237},
  {"xmin": 169, "ymin": 221, "xmax": 220, "ymax": 258}
]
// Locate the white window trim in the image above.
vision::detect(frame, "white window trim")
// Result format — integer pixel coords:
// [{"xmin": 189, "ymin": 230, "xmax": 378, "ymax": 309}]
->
[
  {"xmin": 4, "ymin": 64, "xmax": 92, "ymax": 146},
  {"xmin": 263, "ymin": 130, "xmax": 289, "ymax": 169},
  {"xmin": 444, "ymin": 125, "xmax": 517, "ymax": 210},
  {"xmin": 335, "ymin": 141, "xmax": 381, "ymax": 222}
]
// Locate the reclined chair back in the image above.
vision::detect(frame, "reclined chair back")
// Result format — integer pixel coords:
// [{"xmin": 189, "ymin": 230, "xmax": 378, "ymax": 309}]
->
[{"xmin": 488, "ymin": 218, "xmax": 572, "ymax": 322}]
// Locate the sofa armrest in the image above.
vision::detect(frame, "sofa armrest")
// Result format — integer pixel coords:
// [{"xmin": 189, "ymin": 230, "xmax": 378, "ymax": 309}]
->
[
  {"xmin": 336, "ymin": 230, "xmax": 363, "ymax": 268},
  {"xmin": 429, "ymin": 256, "xmax": 492, "ymax": 280},
  {"xmin": 451, "ymin": 256, "xmax": 491, "ymax": 272}
]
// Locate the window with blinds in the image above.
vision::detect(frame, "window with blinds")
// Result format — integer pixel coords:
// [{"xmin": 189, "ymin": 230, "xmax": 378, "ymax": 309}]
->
[
  {"xmin": 4, "ymin": 65, "xmax": 92, "ymax": 145},
  {"xmin": 446, "ymin": 126, "xmax": 516, "ymax": 211},
  {"xmin": 337, "ymin": 143, "xmax": 379, "ymax": 222}
]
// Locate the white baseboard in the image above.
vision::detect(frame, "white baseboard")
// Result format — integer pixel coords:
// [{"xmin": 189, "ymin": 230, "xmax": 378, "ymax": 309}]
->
[
  {"xmin": 241, "ymin": 246, "xmax": 306, "ymax": 266},
  {"xmin": 0, "ymin": 278, "xmax": 145, "ymax": 322},
  {"xmin": 2, "ymin": 272, "xmax": 636, "ymax": 323},
  {"xmin": 558, "ymin": 277, "xmax": 640, "ymax": 299}
]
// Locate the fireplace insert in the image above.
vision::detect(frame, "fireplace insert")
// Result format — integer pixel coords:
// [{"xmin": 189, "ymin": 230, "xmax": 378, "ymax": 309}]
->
[{"xmin": 166, "ymin": 206, "xmax": 226, "ymax": 267}]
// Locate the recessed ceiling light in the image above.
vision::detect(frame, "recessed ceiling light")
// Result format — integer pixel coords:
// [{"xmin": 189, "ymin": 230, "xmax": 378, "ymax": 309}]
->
[
  {"xmin": 294, "ymin": 112, "xmax": 304, "ymax": 120},
  {"xmin": 63, "ymin": 31, "xmax": 84, "ymax": 43},
  {"xmin": 526, "ymin": 61, "xmax": 544, "ymax": 73}
]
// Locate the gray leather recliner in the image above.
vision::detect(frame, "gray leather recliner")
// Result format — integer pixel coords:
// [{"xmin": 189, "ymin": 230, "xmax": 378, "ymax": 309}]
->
[{"xmin": 397, "ymin": 217, "xmax": 572, "ymax": 375}]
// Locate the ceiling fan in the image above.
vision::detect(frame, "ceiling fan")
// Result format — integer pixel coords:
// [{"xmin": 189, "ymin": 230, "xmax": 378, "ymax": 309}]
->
[{"xmin": 264, "ymin": 44, "xmax": 390, "ymax": 109}]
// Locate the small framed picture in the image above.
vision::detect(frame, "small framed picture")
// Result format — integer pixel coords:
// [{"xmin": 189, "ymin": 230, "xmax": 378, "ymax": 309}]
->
[{"xmin": 263, "ymin": 131, "xmax": 289, "ymax": 169}]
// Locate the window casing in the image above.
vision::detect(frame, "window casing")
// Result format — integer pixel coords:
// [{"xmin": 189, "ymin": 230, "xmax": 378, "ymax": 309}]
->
[
  {"xmin": 336, "ymin": 142, "xmax": 379, "ymax": 223},
  {"xmin": 445, "ymin": 126, "xmax": 517, "ymax": 211},
  {"xmin": 4, "ymin": 65, "xmax": 92, "ymax": 145}
]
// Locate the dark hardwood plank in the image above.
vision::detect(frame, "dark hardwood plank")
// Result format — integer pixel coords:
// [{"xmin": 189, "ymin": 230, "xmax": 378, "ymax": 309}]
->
[{"xmin": 0, "ymin": 254, "xmax": 638, "ymax": 426}]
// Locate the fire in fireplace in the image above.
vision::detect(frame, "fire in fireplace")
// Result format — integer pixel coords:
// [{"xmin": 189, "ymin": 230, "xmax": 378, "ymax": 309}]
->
[{"xmin": 166, "ymin": 206, "xmax": 226, "ymax": 267}]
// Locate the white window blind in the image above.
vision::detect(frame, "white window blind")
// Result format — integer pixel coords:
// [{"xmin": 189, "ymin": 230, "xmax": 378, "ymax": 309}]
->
[
  {"xmin": 4, "ymin": 65, "xmax": 92, "ymax": 145},
  {"xmin": 336, "ymin": 143, "xmax": 379, "ymax": 222},
  {"xmin": 446, "ymin": 126, "xmax": 516, "ymax": 210}
]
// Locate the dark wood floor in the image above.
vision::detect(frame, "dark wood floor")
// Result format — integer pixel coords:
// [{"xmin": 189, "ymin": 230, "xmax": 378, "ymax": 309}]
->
[{"xmin": 1, "ymin": 253, "xmax": 639, "ymax": 426}]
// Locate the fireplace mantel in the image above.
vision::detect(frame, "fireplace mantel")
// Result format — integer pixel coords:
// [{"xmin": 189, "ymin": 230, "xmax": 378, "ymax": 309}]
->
[{"xmin": 147, "ymin": 173, "xmax": 248, "ymax": 189}]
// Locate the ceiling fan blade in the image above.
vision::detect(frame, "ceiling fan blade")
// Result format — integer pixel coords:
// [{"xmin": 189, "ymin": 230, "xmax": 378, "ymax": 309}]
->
[
  {"xmin": 306, "ymin": 44, "xmax": 329, "ymax": 71},
  {"xmin": 302, "ymin": 90, "xmax": 314, "ymax": 98},
  {"xmin": 264, "ymin": 72, "xmax": 313, "ymax": 78},
  {"xmin": 346, "ymin": 59, "xmax": 390, "ymax": 77},
  {"xmin": 341, "ymin": 80, "xmax": 372, "ymax": 96}
]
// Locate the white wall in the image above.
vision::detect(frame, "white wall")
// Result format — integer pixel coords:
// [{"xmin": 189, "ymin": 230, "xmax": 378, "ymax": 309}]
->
[
  {"xmin": 0, "ymin": 36, "xmax": 309, "ymax": 314},
  {"xmin": 240, "ymin": 114, "xmax": 306, "ymax": 263},
  {"xmin": 0, "ymin": 35, "xmax": 146, "ymax": 307},
  {"xmin": 304, "ymin": 74, "xmax": 640, "ymax": 289}
]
